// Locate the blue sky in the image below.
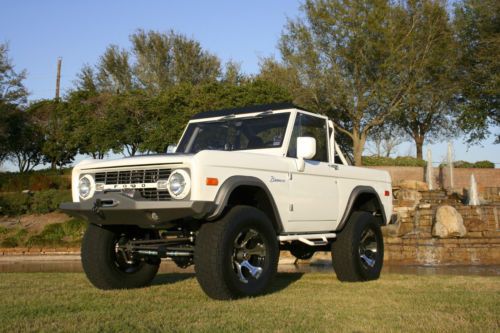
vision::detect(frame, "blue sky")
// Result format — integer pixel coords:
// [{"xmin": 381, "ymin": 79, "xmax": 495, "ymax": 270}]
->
[{"xmin": 1, "ymin": 0, "xmax": 498, "ymax": 168}]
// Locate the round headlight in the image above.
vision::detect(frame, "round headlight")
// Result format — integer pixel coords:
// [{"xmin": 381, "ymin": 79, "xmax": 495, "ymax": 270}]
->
[
  {"xmin": 79, "ymin": 174, "xmax": 95, "ymax": 200},
  {"xmin": 167, "ymin": 169, "xmax": 190, "ymax": 199}
]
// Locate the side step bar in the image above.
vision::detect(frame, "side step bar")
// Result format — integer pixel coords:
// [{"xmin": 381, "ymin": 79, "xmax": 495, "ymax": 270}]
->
[{"xmin": 278, "ymin": 233, "xmax": 336, "ymax": 246}]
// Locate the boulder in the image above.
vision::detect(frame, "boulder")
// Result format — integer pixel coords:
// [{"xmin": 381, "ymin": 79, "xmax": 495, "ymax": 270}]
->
[
  {"xmin": 432, "ymin": 205, "xmax": 467, "ymax": 238},
  {"xmin": 398, "ymin": 180, "xmax": 429, "ymax": 191}
]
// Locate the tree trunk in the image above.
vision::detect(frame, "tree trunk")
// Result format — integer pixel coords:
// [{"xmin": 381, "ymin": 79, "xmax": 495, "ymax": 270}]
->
[
  {"xmin": 415, "ymin": 135, "xmax": 424, "ymax": 160},
  {"xmin": 352, "ymin": 133, "xmax": 367, "ymax": 166}
]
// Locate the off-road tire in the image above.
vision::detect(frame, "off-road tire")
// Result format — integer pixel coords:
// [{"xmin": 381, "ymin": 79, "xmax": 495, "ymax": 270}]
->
[
  {"xmin": 331, "ymin": 211, "xmax": 384, "ymax": 282},
  {"xmin": 81, "ymin": 224, "xmax": 160, "ymax": 290},
  {"xmin": 194, "ymin": 205, "xmax": 279, "ymax": 300}
]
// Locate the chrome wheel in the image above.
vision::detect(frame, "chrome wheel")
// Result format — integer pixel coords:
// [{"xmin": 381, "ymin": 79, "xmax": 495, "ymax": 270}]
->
[
  {"xmin": 358, "ymin": 228, "xmax": 378, "ymax": 268},
  {"xmin": 232, "ymin": 228, "xmax": 266, "ymax": 283}
]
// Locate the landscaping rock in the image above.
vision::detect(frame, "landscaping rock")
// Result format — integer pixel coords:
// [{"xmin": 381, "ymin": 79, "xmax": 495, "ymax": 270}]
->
[
  {"xmin": 432, "ymin": 205, "xmax": 467, "ymax": 238},
  {"xmin": 398, "ymin": 180, "xmax": 429, "ymax": 191},
  {"xmin": 395, "ymin": 189, "xmax": 422, "ymax": 205}
]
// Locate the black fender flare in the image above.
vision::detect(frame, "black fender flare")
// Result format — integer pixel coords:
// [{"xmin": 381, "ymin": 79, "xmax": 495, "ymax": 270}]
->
[
  {"xmin": 207, "ymin": 176, "xmax": 284, "ymax": 232},
  {"xmin": 336, "ymin": 186, "xmax": 387, "ymax": 231}
]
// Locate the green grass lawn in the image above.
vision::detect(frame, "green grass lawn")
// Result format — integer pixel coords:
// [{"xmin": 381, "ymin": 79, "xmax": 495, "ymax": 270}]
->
[{"xmin": 0, "ymin": 272, "xmax": 498, "ymax": 332}]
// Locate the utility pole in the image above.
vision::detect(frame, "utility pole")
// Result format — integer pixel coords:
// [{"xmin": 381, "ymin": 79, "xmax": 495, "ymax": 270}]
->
[{"xmin": 55, "ymin": 57, "xmax": 62, "ymax": 100}]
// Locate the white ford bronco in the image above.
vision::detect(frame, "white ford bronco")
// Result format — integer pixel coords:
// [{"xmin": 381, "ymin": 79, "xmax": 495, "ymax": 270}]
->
[{"xmin": 61, "ymin": 103, "xmax": 392, "ymax": 300}]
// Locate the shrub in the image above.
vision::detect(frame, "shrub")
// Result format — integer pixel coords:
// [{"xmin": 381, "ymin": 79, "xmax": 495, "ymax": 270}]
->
[
  {"xmin": 0, "ymin": 190, "xmax": 71, "ymax": 216},
  {"xmin": 362, "ymin": 156, "xmax": 426, "ymax": 167},
  {"xmin": 0, "ymin": 192, "xmax": 30, "ymax": 215},
  {"xmin": 26, "ymin": 219, "xmax": 86, "ymax": 247},
  {"xmin": 31, "ymin": 190, "xmax": 72, "ymax": 214},
  {"xmin": 440, "ymin": 160, "xmax": 495, "ymax": 168},
  {"xmin": 454, "ymin": 160, "xmax": 474, "ymax": 168},
  {"xmin": 0, "ymin": 169, "xmax": 71, "ymax": 192},
  {"xmin": 473, "ymin": 160, "xmax": 494, "ymax": 168},
  {"xmin": 0, "ymin": 229, "xmax": 28, "ymax": 248}
]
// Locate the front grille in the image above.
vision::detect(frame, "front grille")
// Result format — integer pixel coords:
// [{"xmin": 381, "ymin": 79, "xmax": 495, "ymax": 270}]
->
[
  {"xmin": 95, "ymin": 169, "xmax": 172, "ymax": 201},
  {"xmin": 95, "ymin": 169, "xmax": 171, "ymax": 185},
  {"xmin": 138, "ymin": 188, "xmax": 171, "ymax": 201}
]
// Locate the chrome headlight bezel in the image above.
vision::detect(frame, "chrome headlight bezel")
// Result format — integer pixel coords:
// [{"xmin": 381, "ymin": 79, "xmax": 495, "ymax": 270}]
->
[
  {"xmin": 78, "ymin": 174, "xmax": 95, "ymax": 200},
  {"xmin": 167, "ymin": 169, "xmax": 191, "ymax": 199}
]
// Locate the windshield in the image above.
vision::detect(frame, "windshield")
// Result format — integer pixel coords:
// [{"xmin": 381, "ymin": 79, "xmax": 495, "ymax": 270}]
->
[{"xmin": 176, "ymin": 113, "xmax": 291, "ymax": 154}]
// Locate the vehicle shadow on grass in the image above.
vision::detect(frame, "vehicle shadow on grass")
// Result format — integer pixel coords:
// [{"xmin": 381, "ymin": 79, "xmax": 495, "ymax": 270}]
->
[
  {"xmin": 151, "ymin": 273, "xmax": 195, "ymax": 286},
  {"xmin": 265, "ymin": 272, "xmax": 304, "ymax": 295},
  {"xmin": 150, "ymin": 272, "xmax": 304, "ymax": 295}
]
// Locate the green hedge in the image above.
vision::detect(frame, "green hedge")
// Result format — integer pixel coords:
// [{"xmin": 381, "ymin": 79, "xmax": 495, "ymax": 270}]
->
[
  {"xmin": 440, "ymin": 160, "xmax": 495, "ymax": 168},
  {"xmin": 0, "ymin": 169, "xmax": 71, "ymax": 192},
  {"xmin": 0, "ymin": 190, "xmax": 72, "ymax": 216},
  {"xmin": 362, "ymin": 156, "xmax": 427, "ymax": 167}
]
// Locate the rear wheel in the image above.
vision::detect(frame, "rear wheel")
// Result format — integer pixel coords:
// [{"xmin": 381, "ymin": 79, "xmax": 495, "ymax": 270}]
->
[
  {"xmin": 194, "ymin": 206, "xmax": 279, "ymax": 300},
  {"xmin": 81, "ymin": 224, "xmax": 160, "ymax": 289},
  {"xmin": 331, "ymin": 211, "xmax": 384, "ymax": 282}
]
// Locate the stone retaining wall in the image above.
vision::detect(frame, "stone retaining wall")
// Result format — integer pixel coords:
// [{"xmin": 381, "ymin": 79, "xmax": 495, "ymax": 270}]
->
[
  {"xmin": 367, "ymin": 166, "xmax": 500, "ymax": 194},
  {"xmin": 384, "ymin": 237, "xmax": 500, "ymax": 265}
]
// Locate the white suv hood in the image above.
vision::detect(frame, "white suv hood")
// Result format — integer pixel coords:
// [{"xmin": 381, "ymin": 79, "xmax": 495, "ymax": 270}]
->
[{"xmin": 76, "ymin": 154, "xmax": 193, "ymax": 171}]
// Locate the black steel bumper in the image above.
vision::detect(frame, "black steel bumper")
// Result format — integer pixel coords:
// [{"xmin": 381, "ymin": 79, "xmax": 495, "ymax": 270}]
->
[{"xmin": 59, "ymin": 192, "xmax": 216, "ymax": 228}]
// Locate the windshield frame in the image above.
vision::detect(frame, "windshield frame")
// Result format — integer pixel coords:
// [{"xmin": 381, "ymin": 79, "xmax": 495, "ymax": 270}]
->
[{"xmin": 176, "ymin": 109, "xmax": 296, "ymax": 155}]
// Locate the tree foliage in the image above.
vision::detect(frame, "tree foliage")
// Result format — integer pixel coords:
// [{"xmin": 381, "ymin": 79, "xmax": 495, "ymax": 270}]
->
[
  {"xmin": 454, "ymin": 0, "xmax": 499, "ymax": 143},
  {"xmin": 28, "ymin": 100, "xmax": 78, "ymax": 169},
  {"xmin": 394, "ymin": 0, "xmax": 459, "ymax": 159},
  {"xmin": 0, "ymin": 43, "xmax": 28, "ymax": 106},
  {"xmin": 260, "ymin": 0, "xmax": 465, "ymax": 165},
  {"xmin": 76, "ymin": 30, "xmax": 222, "ymax": 94}
]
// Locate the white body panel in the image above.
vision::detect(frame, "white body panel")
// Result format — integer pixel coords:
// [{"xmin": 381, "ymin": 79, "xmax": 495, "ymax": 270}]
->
[{"xmin": 70, "ymin": 108, "xmax": 392, "ymax": 234}]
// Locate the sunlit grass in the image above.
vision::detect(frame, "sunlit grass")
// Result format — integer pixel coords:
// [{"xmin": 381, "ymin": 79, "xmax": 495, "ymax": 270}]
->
[{"xmin": 0, "ymin": 272, "xmax": 498, "ymax": 332}]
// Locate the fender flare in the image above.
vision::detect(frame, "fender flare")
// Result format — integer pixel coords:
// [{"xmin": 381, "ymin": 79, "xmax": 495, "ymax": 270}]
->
[
  {"xmin": 336, "ymin": 186, "xmax": 387, "ymax": 231},
  {"xmin": 207, "ymin": 176, "xmax": 284, "ymax": 232}
]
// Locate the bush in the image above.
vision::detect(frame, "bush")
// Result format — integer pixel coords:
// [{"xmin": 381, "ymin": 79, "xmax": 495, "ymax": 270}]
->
[
  {"xmin": 440, "ymin": 160, "xmax": 495, "ymax": 168},
  {"xmin": 31, "ymin": 190, "xmax": 72, "ymax": 214},
  {"xmin": 0, "ymin": 229, "xmax": 28, "ymax": 248},
  {"xmin": 0, "ymin": 169, "xmax": 71, "ymax": 192},
  {"xmin": 362, "ymin": 156, "xmax": 426, "ymax": 167},
  {"xmin": 0, "ymin": 192, "xmax": 30, "ymax": 215},
  {"xmin": 0, "ymin": 190, "xmax": 71, "ymax": 216},
  {"xmin": 473, "ymin": 160, "xmax": 494, "ymax": 168},
  {"xmin": 26, "ymin": 219, "xmax": 85, "ymax": 247}
]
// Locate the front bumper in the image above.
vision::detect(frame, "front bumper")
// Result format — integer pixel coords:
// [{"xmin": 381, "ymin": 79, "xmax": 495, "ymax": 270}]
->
[{"xmin": 59, "ymin": 192, "xmax": 215, "ymax": 228}]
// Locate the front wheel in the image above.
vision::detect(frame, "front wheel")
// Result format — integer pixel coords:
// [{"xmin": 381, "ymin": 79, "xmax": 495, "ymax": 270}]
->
[
  {"xmin": 331, "ymin": 211, "xmax": 384, "ymax": 282},
  {"xmin": 194, "ymin": 206, "xmax": 279, "ymax": 300},
  {"xmin": 81, "ymin": 224, "xmax": 160, "ymax": 290}
]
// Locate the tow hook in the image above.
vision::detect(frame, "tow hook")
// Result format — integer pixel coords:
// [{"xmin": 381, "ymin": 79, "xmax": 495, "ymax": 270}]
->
[{"xmin": 92, "ymin": 199, "xmax": 104, "ymax": 219}]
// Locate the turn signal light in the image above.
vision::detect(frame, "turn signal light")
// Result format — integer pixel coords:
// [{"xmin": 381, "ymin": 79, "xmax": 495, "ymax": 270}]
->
[{"xmin": 206, "ymin": 177, "xmax": 219, "ymax": 186}]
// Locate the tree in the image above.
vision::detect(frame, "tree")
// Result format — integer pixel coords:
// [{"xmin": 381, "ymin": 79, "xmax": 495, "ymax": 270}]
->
[
  {"xmin": 367, "ymin": 126, "xmax": 403, "ymax": 158},
  {"xmin": 75, "ymin": 30, "xmax": 222, "ymax": 95},
  {"xmin": 260, "ymin": 0, "xmax": 448, "ymax": 165},
  {"xmin": 28, "ymin": 100, "xmax": 78, "ymax": 169},
  {"xmin": 142, "ymin": 80, "xmax": 292, "ymax": 153},
  {"xmin": 0, "ymin": 43, "xmax": 28, "ymax": 106},
  {"xmin": 393, "ymin": 0, "xmax": 459, "ymax": 159},
  {"xmin": 131, "ymin": 29, "xmax": 221, "ymax": 91},
  {"xmin": 96, "ymin": 45, "xmax": 134, "ymax": 93},
  {"xmin": 454, "ymin": 0, "xmax": 499, "ymax": 143},
  {"xmin": 106, "ymin": 90, "xmax": 154, "ymax": 156},
  {"xmin": 4, "ymin": 109, "xmax": 43, "ymax": 172},
  {"xmin": 66, "ymin": 91, "xmax": 119, "ymax": 159}
]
